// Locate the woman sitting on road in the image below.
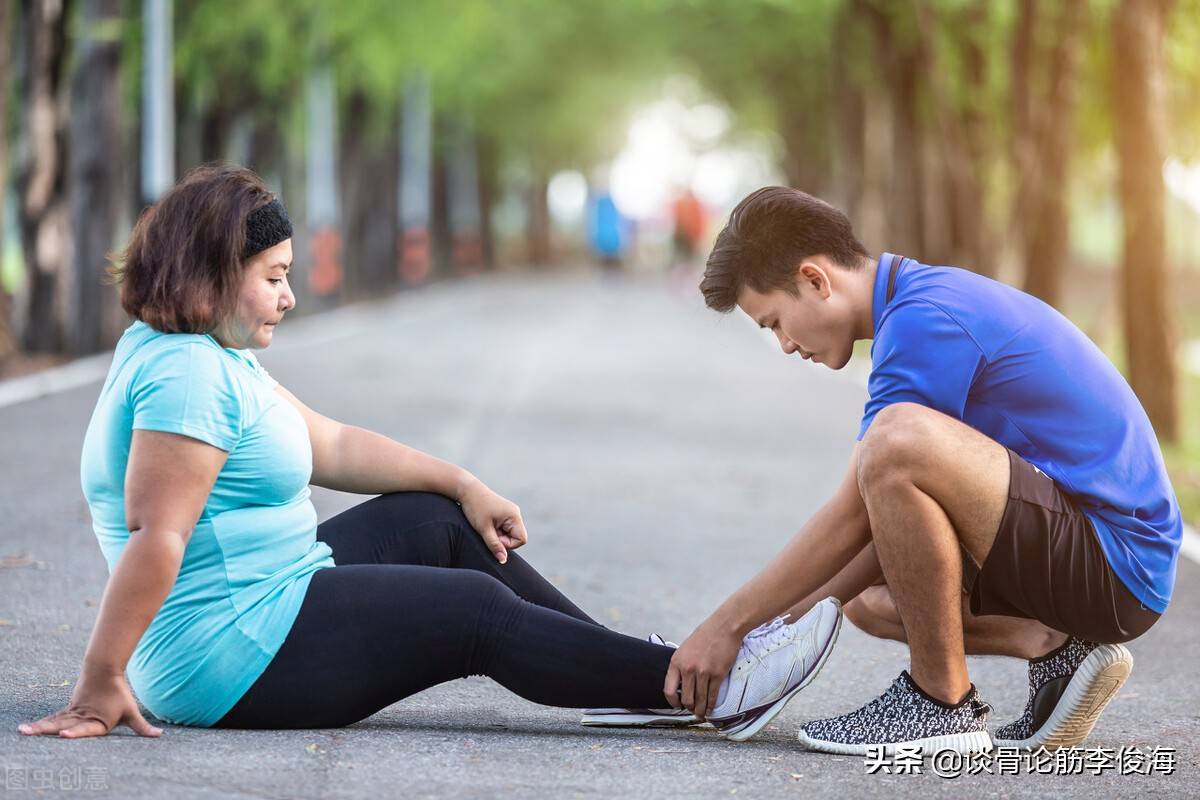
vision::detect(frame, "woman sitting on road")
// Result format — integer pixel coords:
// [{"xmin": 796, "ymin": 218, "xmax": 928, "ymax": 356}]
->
[{"xmin": 16, "ymin": 163, "xmax": 840, "ymax": 740}]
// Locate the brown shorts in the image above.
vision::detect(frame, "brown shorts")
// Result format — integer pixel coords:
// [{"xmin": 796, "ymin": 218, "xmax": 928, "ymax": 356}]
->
[{"xmin": 961, "ymin": 448, "xmax": 1161, "ymax": 644}]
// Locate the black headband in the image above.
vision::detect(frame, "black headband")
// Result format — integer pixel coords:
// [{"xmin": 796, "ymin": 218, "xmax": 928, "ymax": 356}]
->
[{"xmin": 243, "ymin": 198, "xmax": 293, "ymax": 259}]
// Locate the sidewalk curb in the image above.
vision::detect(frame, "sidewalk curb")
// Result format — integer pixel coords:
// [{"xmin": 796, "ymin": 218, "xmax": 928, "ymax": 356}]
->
[{"xmin": 0, "ymin": 282, "xmax": 457, "ymax": 410}]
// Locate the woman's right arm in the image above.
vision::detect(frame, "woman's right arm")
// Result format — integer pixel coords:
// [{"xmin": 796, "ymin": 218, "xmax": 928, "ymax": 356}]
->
[{"xmin": 18, "ymin": 429, "xmax": 227, "ymax": 739}]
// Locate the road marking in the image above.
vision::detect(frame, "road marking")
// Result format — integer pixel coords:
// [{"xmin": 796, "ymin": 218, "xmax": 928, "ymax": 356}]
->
[
  {"xmin": 0, "ymin": 351, "xmax": 113, "ymax": 409},
  {"xmin": 1182, "ymin": 524, "xmax": 1200, "ymax": 568}
]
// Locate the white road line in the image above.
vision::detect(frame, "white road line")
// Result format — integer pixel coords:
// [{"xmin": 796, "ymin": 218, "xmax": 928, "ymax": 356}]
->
[
  {"xmin": 0, "ymin": 351, "xmax": 114, "ymax": 408},
  {"xmin": 1182, "ymin": 524, "xmax": 1200, "ymax": 567}
]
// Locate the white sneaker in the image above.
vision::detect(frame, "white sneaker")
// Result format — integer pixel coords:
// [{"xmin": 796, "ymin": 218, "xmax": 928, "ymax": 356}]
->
[
  {"xmin": 708, "ymin": 596, "xmax": 843, "ymax": 742},
  {"xmin": 580, "ymin": 634, "xmax": 704, "ymax": 728}
]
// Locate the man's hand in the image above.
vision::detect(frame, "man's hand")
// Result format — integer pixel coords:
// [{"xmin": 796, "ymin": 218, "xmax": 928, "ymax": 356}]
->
[
  {"xmin": 456, "ymin": 477, "xmax": 529, "ymax": 564},
  {"xmin": 663, "ymin": 618, "xmax": 743, "ymax": 720}
]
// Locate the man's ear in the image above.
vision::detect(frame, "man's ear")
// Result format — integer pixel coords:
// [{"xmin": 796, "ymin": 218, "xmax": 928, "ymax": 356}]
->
[{"xmin": 796, "ymin": 260, "xmax": 832, "ymax": 299}]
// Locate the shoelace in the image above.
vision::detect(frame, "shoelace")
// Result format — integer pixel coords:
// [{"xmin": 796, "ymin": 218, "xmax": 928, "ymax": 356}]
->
[
  {"xmin": 852, "ymin": 675, "xmax": 916, "ymax": 720},
  {"xmin": 741, "ymin": 614, "xmax": 793, "ymax": 661}
]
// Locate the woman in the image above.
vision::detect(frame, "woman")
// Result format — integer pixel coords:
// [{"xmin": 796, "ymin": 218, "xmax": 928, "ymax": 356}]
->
[{"xmin": 16, "ymin": 164, "xmax": 836, "ymax": 740}]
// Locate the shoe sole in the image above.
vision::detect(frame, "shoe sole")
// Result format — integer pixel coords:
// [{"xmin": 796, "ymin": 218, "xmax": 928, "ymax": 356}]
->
[
  {"xmin": 796, "ymin": 728, "xmax": 993, "ymax": 756},
  {"xmin": 993, "ymin": 643, "xmax": 1132, "ymax": 750},
  {"xmin": 717, "ymin": 599, "xmax": 844, "ymax": 743},
  {"xmin": 579, "ymin": 713, "xmax": 702, "ymax": 728}
]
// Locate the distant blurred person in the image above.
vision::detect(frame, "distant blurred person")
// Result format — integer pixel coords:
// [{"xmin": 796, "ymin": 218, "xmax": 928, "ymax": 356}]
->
[
  {"xmin": 670, "ymin": 187, "xmax": 706, "ymax": 268},
  {"xmin": 588, "ymin": 190, "xmax": 629, "ymax": 270},
  {"xmin": 667, "ymin": 187, "xmax": 707, "ymax": 290},
  {"xmin": 17, "ymin": 164, "xmax": 839, "ymax": 742}
]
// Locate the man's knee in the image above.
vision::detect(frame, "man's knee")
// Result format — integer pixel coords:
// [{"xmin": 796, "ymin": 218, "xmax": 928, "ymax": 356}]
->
[{"xmin": 857, "ymin": 403, "xmax": 939, "ymax": 495}]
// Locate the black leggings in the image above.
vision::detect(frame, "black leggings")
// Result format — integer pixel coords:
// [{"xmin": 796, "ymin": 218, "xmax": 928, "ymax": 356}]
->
[{"xmin": 213, "ymin": 492, "xmax": 674, "ymax": 729}]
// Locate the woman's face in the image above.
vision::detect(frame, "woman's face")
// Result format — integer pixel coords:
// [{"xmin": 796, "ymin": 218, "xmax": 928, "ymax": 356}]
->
[{"xmin": 212, "ymin": 239, "xmax": 296, "ymax": 350}]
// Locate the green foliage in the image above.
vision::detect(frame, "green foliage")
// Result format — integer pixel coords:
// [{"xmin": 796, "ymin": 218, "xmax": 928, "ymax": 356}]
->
[
  {"xmin": 110, "ymin": 0, "xmax": 1200, "ymax": 194},
  {"xmin": 1166, "ymin": 0, "xmax": 1200, "ymax": 157},
  {"xmin": 174, "ymin": 0, "xmax": 310, "ymax": 115}
]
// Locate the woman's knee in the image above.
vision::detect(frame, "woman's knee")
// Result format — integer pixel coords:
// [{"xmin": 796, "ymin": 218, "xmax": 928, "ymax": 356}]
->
[{"xmin": 372, "ymin": 491, "xmax": 467, "ymax": 525}]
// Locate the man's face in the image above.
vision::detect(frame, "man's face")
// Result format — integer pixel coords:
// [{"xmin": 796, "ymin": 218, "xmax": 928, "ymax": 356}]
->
[{"xmin": 736, "ymin": 262, "xmax": 856, "ymax": 370}]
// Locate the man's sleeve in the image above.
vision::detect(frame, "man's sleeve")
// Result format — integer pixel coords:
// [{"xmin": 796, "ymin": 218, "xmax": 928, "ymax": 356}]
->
[{"xmin": 857, "ymin": 300, "xmax": 987, "ymax": 441}]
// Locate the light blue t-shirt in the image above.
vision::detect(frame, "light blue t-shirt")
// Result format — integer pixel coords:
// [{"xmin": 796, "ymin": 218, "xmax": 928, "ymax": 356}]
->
[
  {"xmin": 859, "ymin": 254, "xmax": 1182, "ymax": 613},
  {"xmin": 80, "ymin": 320, "xmax": 335, "ymax": 726}
]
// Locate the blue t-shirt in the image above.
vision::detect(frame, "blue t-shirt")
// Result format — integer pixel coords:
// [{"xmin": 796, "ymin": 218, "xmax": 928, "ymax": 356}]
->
[
  {"xmin": 80, "ymin": 320, "xmax": 335, "ymax": 726},
  {"xmin": 859, "ymin": 254, "xmax": 1181, "ymax": 613}
]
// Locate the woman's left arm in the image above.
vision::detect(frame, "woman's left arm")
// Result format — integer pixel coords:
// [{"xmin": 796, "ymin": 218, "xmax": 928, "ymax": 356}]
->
[{"xmin": 275, "ymin": 384, "xmax": 528, "ymax": 562}]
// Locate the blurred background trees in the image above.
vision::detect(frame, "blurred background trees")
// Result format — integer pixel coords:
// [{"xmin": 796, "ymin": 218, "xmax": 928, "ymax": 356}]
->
[{"xmin": 0, "ymin": 0, "xmax": 1197, "ymax": 447}]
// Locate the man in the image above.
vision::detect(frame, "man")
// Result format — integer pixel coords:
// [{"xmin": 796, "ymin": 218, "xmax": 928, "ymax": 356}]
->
[{"xmin": 663, "ymin": 186, "xmax": 1181, "ymax": 754}]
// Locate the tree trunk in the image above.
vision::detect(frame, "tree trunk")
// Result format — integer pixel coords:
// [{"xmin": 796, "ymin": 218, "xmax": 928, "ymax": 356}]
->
[
  {"xmin": 141, "ymin": 0, "xmax": 173, "ymax": 203},
  {"xmin": 778, "ymin": 100, "xmax": 832, "ymax": 197},
  {"xmin": 398, "ymin": 74, "xmax": 433, "ymax": 284},
  {"xmin": 16, "ymin": 0, "xmax": 71, "ymax": 354},
  {"xmin": 831, "ymin": 1, "xmax": 868, "ymax": 227},
  {"xmin": 887, "ymin": 34, "xmax": 927, "ymax": 258},
  {"xmin": 954, "ymin": 0, "xmax": 995, "ymax": 277},
  {"xmin": 1113, "ymin": 0, "xmax": 1178, "ymax": 442},
  {"xmin": 339, "ymin": 94, "xmax": 397, "ymax": 298},
  {"xmin": 1019, "ymin": 0, "xmax": 1084, "ymax": 308},
  {"xmin": 445, "ymin": 116, "xmax": 483, "ymax": 274},
  {"xmin": 1009, "ymin": 0, "xmax": 1038, "ymax": 250},
  {"xmin": 867, "ymin": 3, "xmax": 927, "ymax": 258},
  {"xmin": 913, "ymin": 0, "xmax": 994, "ymax": 274},
  {"xmin": 249, "ymin": 118, "xmax": 283, "ymax": 182},
  {"xmin": 526, "ymin": 170, "xmax": 551, "ymax": 266},
  {"xmin": 68, "ymin": 0, "xmax": 123, "ymax": 355},
  {"xmin": 430, "ymin": 142, "xmax": 451, "ymax": 276},
  {"xmin": 477, "ymin": 135, "xmax": 498, "ymax": 269},
  {"xmin": 303, "ymin": 64, "xmax": 341, "ymax": 302}
]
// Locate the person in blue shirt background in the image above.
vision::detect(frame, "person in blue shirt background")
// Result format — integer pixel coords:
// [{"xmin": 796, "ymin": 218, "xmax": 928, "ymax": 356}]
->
[
  {"xmin": 665, "ymin": 186, "xmax": 1181, "ymax": 755},
  {"xmin": 588, "ymin": 189, "xmax": 631, "ymax": 269}
]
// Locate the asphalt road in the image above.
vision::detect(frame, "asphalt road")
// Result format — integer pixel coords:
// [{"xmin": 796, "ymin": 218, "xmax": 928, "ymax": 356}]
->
[{"xmin": 2, "ymin": 269, "xmax": 1197, "ymax": 799}]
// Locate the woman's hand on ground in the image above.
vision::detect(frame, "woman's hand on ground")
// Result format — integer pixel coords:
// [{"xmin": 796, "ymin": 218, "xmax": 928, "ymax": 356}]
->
[
  {"xmin": 456, "ymin": 477, "xmax": 529, "ymax": 563},
  {"xmin": 663, "ymin": 619, "xmax": 742, "ymax": 721},
  {"xmin": 16, "ymin": 668, "xmax": 163, "ymax": 739}
]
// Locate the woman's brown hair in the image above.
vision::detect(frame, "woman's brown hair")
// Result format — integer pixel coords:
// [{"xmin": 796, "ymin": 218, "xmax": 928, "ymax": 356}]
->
[{"xmin": 109, "ymin": 162, "xmax": 278, "ymax": 333}]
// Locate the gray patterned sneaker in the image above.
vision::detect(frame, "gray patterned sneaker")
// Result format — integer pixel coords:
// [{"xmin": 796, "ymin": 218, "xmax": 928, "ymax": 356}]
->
[
  {"xmin": 797, "ymin": 671, "xmax": 993, "ymax": 756},
  {"xmin": 581, "ymin": 634, "xmax": 704, "ymax": 728},
  {"xmin": 993, "ymin": 636, "xmax": 1132, "ymax": 750},
  {"xmin": 708, "ymin": 597, "xmax": 843, "ymax": 742}
]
